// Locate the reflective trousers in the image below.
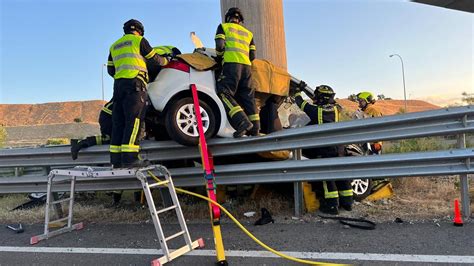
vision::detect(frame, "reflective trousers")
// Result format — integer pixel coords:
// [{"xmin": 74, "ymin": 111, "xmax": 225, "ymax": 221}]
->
[
  {"xmin": 110, "ymin": 78, "xmax": 149, "ymax": 167},
  {"xmin": 216, "ymin": 63, "xmax": 260, "ymax": 133}
]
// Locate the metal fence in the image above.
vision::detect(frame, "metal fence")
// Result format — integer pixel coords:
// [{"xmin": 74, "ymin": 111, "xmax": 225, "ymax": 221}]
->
[{"xmin": 0, "ymin": 106, "xmax": 473, "ymax": 217}]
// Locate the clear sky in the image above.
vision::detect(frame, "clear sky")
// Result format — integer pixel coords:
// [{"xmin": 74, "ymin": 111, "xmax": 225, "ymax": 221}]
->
[{"xmin": 0, "ymin": 0, "xmax": 472, "ymax": 106}]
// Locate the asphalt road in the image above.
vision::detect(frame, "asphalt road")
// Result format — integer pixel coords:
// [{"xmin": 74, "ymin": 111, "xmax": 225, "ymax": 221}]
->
[{"xmin": 1, "ymin": 220, "xmax": 473, "ymax": 265}]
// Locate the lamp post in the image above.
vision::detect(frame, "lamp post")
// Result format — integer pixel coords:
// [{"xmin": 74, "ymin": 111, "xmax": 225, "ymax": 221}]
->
[
  {"xmin": 101, "ymin": 64, "xmax": 106, "ymax": 101},
  {"xmin": 389, "ymin": 54, "xmax": 407, "ymax": 112}
]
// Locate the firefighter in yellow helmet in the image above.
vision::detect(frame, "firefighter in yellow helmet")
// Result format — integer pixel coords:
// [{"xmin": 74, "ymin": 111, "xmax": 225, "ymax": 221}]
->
[
  {"xmin": 295, "ymin": 83, "xmax": 354, "ymax": 215},
  {"xmin": 107, "ymin": 19, "xmax": 168, "ymax": 168},
  {"xmin": 353, "ymin": 91, "xmax": 383, "ymax": 154},
  {"xmin": 215, "ymin": 7, "xmax": 259, "ymax": 138}
]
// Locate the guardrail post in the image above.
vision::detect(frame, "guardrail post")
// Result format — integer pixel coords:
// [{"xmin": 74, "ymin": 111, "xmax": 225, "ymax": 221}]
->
[
  {"xmin": 457, "ymin": 131, "xmax": 471, "ymax": 219},
  {"xmin": 293, "ymin": 149, "xmax": 303, "ymax": 216}
]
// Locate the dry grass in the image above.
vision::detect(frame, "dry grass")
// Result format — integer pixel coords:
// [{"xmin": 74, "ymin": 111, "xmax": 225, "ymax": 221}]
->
[{"xmin": 0, "ymin": 176, "xmax": 471, "ymax": 225}]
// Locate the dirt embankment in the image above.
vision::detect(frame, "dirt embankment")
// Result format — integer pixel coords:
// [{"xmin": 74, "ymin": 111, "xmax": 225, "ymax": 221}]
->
[
  {"xmin": 0, "ymin": 100, "xmax": 105, "ymax": 127},
  {"xmin": 336, "ymin": 99, "xmax": 440, "ymax": 115}
]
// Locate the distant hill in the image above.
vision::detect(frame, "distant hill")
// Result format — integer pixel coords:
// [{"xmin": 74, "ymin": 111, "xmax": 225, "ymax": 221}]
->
[{"xmin": 0, "ymin": 99, "xmax": 440, "ymax": 147}]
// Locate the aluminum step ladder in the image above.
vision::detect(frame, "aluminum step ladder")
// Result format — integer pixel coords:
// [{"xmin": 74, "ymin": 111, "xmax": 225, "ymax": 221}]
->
[{"xmin": 30, "ymin": 165, "xmax": 203, "ymax": 265}]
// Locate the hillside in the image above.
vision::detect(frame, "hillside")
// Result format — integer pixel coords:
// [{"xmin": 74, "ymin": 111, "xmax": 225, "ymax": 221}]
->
[
  {"xmin": 0, "ymin": 99, "xmax": 440, "ymax": 127},
  {"xmin": 0, "ymin": 99, "xmax": 440, "ymax": 147}
]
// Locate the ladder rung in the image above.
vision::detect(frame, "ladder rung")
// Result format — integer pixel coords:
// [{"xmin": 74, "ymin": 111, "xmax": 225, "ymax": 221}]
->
[
  {"xmin": 51, "ymin": 197, "xmax": 72, "ymax": 204},
  {"xmin": 165, "ymin": 231, "xmax": 185, "ymax": 242},
  {"xmin": 148, "ymin": 180, "xmax": 170, "ymax": 188},
  {"xmin": 48, "ymin": 216, "xmax": 69, "ymax": 225},
  {"xmin": 156, "ymin": 205, "xmax": 177, "ymax": 215}
]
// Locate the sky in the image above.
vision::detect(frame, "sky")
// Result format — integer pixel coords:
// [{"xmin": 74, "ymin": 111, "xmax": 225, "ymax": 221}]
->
[{"xmin": 0, "ymin": 0, "xmax": 472, "ymax": 106}]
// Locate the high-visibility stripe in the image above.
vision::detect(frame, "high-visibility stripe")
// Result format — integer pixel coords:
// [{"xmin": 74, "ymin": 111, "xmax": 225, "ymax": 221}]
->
[
  {"xmin": 249, "ymin": 45, "xmax": 256, "ymax": 51},
  {"xmin": 215, "ymin": 34, "xmax": 226, "ymax": 40},
  {"xmin": 225, "ymin": 47, "xmax": 249, "ymax": 56},
  {"xmin": 101, "ymin": 107, "xmax": 112, "ymax": 115},
  {"xmin": 109, "ymin": 145, "xmax": 121, "ymax": 153},
  {"xmin": 115, "ymin": 64, "xmax": 147, "ymax": 73},
  {"xmin": 334, "ymin": 106, "xmax": 339, "ymax": 122},
  {"xmin": 107, "ymin": 61, "xmax": 114, "ymax": 66},
  {"xmin": 221, "ymin": 95, "xmax": 235, "ymax": 110},
  {"xmin": 226, "ymin": 37, "xmax": 249, "ymax": 45},
  {"xmin": 318, "ymin": 107, "xmax": 323, "ymax": 125},
  {"xmin": 216, "ymin": 50, "xmax": 224, "ymax": 56},
  {"xmin": 112, "ymin": 53, "xmax": 145, "ymax": 62},
  {"xmin": 129, "ymin": 118, "xmax": 140, "ymax": 146},
  {"xmin": 144, "ymin": 50, "xmax": 156, "ymax": 59},
  {"xmin": 339, "ymin": 189, "xmax": 353, "ymax": 197},
  {"xmin": 228, "ymin": 27, "xmax": 249, "ymax": 37},
  {"xmin": 300, "ymin": 101, "xmax": 308, "ymax": 110},
  {"xmin": 248, "ymin": 114, "xmax": 260, "ymax": 121},
  {"xmin": 95, "ymin": 136, "xmax": 102, "ymax": 145},
  {"xmin": 229, "ymin": 106, "xmax": 243, "ymax": 118},
  {"xmin": 323, "ymin": 181, "xmax": 339, "ymax": 199},
  {"xmin": 121, "ymin": 144, "xmax": 140, "ymax": 153}
]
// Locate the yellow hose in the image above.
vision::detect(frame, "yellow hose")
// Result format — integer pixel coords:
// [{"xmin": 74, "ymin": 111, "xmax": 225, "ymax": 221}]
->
[{"xmin": 148, "ymin": 171, "xmax": 349, "ymax": 266}]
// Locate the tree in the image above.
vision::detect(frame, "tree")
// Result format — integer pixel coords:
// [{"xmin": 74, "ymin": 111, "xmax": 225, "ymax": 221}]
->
[
  {"xmin": 461, "ymin": 92, "xmax": 474, "ymax": 105},
  {"xmin": 377, "ymin": 94, "xmax": 386, "ymax": 100},
  {"xmin": 348, "ymin": 94, "xmax": 358, "ymax": 102}
]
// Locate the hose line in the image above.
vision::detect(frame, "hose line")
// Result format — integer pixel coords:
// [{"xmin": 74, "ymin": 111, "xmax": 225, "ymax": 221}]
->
[{"xmin": 148, "ymin": 171, "xmax": 348, "ymax": 266}]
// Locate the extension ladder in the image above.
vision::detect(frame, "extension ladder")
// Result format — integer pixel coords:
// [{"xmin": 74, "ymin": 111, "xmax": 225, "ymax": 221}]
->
[{"xmin": 30, "ymin": 165, "xmax": 203, "ymax": 265}]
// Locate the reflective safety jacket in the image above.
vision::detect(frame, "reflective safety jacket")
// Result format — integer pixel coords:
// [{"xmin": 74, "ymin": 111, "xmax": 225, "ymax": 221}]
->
[
  {"xmin": 108, "ymin": 34, "xmax": 157, "ymax": 83},
  {"xmin": 215, "ymin": 23, "xmax": 256, "ymax": 65},
  {"xmin": 153, "ymin": 45, "xmax": 175, "ymax": 56},
  {"xmin": 295, "ymin": 93, "xmax": 340, "ymax": 125}
]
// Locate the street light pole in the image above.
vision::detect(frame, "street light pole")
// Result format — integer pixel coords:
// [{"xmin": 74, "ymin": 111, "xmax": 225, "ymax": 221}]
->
[
  {"xmin": 101, "ymin": 64, "xmax": 106, "ymax": 101},
  {"xmin": 390, "ymin": 54, "xmax": 407, "ymax": 112}
]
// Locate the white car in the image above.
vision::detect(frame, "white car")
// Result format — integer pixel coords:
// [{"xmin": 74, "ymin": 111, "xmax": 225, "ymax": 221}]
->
[{"xmin": 146, "ymin": 48, "xmax": 298, "ymax": 146}]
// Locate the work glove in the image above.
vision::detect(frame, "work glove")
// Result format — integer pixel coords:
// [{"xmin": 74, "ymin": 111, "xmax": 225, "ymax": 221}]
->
[{"xmin": 298, "ymin": 80, "xmax": 307, "ymax": 91}]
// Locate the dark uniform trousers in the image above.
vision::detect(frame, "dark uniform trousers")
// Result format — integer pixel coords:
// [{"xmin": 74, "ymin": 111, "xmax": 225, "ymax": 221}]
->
[
  {"xmin": 110, "ymin": 78, "xmax": 149, "ymax": 167},
  {"xmin": 216, "ymin": 63, "xmax": 260, "ymax": 133},
  {"xmin": 303, "ymin": 146, "xmax": 353, "ymax": 208}
]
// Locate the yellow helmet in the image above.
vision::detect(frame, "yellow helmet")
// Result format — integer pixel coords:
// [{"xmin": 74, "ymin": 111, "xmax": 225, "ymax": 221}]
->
[{"xmin": 357, "ymin": 91, "xmax": 375, "ymax": 104}]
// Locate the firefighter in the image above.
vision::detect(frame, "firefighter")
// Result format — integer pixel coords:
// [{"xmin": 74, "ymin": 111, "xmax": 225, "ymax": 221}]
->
[
  {"xmin": 148, "ymin": 45, "xmax": 182, "ymax": 82},
  {"xmin": 107, "ymin": 19, "xmax": 168, "ymax": 168},
  {"xmin": 353, "ymin": 91, "xmax": 383, "ymax": 154},
  {"xmin": 215, "ymin": 7, "xmax": 259, "ymax": 138},
  {"xmin": 295, "ymin": 83, "xmax": 353, "ymax": 215},
  {"xmin": 70, "ymin": 100, "xmax": 113, "ymax": 160}
]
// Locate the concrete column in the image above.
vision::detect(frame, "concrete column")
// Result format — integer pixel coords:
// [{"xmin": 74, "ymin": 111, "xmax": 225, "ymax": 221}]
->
[{"xmin": 220, "ymin": 0, "xmax": 287, "ymax": 70}]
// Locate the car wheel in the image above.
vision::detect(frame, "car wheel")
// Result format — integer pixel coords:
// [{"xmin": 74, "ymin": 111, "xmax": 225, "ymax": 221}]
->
[
  {"xmin": 165, "ymin": 97, "xmax": 216, "ymax": 146},
  {"xmin": 351, "ymin": 178, "xmax": 373, "ymax": 201}
]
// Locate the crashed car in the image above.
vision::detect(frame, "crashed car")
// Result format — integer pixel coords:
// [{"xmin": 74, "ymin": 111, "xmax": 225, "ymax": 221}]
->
[{"xmin": 145, "ymin": 48, "xmax": 297, "ymax": 146}]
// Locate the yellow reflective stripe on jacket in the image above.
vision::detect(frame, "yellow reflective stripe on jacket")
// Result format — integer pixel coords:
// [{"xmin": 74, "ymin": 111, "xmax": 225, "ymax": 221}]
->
[
  {"xmin": 215, "ymin": 33, "xmax": 225, "ymax": 40},
  {"xmin": 107, "ymin": 61, "xmax": 114, "ymax": 66},
  {"xmin": 110, "ymin": 34, "xmax": 147, "ymax": 80},
  {"xmin": 318, "ymin": 107, "xmax": 323, "ymax": 125},
  {"xmin": 300, "ymin": 100, "xmax": 308, "ymax": 110},
  {"xmin": 249, "ymin": 45, "xmax": 256, "ymax": 51},
  {"xmin": 121, "ymin": 144, "xmax": 140, "ymax": 153},
  {"xmin": 248, "ymin": 114, "xmax": 260, "ymax": 121},
  {"xmin": 110, "ymin": 145, "xmax": 121, "ymax": 153},
  {"xmin": 144, "ymin": 49, "xmax": 156, "ymax": 59},
  {"xmin": 129, "ymin": 118, "xmax": 140, "ymax": 146},
  {"xmin": 221, "ymin": 23, "xmax": 253, "ymax": 65},
  {"xmin": 339, "ymin": 189, "xmax": 353, "ymax": 197},
  {"xmin": 101, "ymin": 107, "xmax": 112, "ymax": 115}
]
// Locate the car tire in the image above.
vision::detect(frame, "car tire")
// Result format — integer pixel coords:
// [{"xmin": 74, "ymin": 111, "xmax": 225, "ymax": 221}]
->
[
  {"xmin": 165, "ymin": 97, "xmax": 217, "ymax": 146},
  {"xmin": 351, "ymin": 178, "xmax": 373, "ymax": 201}
]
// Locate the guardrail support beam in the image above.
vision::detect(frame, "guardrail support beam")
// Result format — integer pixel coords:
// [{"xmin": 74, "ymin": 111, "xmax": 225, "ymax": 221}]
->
[
  {"xmin": 293, "ymin": 149, "xmax": 304, "ymax": 216},
  {"xmin": 458, "ymin": 132, "xmax": 471, "ymax": 219}
]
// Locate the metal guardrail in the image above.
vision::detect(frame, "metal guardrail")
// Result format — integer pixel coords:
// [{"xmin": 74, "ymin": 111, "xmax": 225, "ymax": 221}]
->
[
  {"xmin": 1, "ymin": 106, "xmax": 473, "ymax": 167},
  {"xmin": 0, "ymin": 106, "xmax": 473, "ymax": 217},
  {"xmin": 0, "ymin": 149, "xmax": 472, "ymax": 194}
]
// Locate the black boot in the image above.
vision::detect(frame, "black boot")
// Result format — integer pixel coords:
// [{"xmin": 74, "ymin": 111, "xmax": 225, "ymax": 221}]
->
[
  {"xmin": 71, "ymin": 137, "xmax": 95, "ymax": 160},
  {"xmin": 319, "ymin": 204, "xmax": 339, "ymax": 215},
  {"xmin": 233, "ymin": 120, "xmax": 253, "ymax": 138}
]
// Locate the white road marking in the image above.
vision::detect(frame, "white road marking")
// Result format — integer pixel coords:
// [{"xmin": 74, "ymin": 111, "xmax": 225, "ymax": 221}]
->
[{"xmin": 0, "ymin": 246, "xmax": 473, "ymax": 263}]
